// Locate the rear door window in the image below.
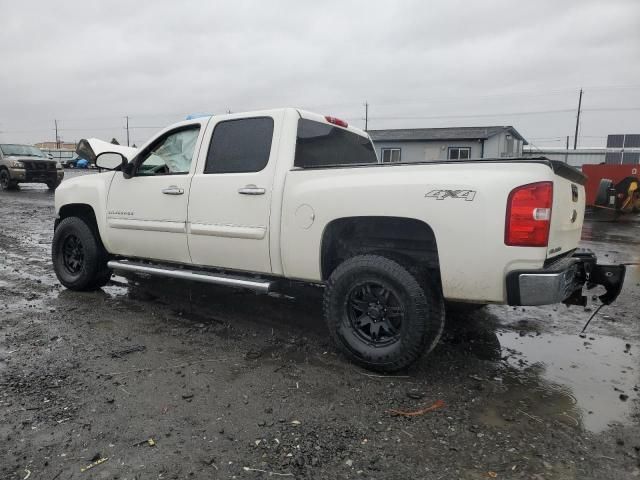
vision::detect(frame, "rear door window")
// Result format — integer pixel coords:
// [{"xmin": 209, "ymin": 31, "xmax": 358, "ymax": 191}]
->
[
  {"xmin": 204, "ymin": 117, "xmax": 274, "ymax": 174},
  {"xmin": 295, "ymin": 119, "xmax": 377, "ymax": 168}
]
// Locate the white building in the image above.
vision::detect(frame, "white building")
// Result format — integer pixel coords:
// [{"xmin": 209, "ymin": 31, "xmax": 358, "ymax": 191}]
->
[{"xmin": 369, "ymin": 126, "xmax": 527, "ymax": 163}]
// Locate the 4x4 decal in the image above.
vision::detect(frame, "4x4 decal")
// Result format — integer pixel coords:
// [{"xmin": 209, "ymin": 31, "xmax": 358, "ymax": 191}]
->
[{"xmin": 425, "ymin": 189, "xmax": 476, "ymax": 201}]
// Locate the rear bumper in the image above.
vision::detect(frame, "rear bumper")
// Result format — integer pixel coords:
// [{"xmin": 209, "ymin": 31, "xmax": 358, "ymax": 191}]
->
[{"xmin": 506, "ymin": 250, "xmax": 625, "ymax": 306}]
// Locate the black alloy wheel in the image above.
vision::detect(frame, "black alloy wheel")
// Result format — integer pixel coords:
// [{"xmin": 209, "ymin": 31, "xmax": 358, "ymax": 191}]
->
[
  {"xmin": 52, "ymin": 216, "xmax": 112, "ymax": 291},
  {"xmin": 324, "ymin": 254, "xmax": 445, "ymax": 372},
  {"xmin": 346, "ymin": 281, "xmax": 403, "ymax": 347},
  {"xmin": 61, "ymin": 234, "xmax": 85, "ymax": 275}
]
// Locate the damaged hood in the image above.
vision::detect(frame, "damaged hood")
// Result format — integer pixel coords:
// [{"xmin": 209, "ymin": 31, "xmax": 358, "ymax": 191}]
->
[{"xmin": 76, "ymin": 138, "xmax": 138, "ymax": 163}]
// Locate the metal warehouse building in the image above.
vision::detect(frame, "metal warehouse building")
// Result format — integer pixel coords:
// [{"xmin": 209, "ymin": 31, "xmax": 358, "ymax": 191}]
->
[
  {"xmin": 368, "ymin": 126, "xmax": 528, "ymax": 163},
  {"xmin": 523, "ymin": 134, "xmax": 640, "ymax": 168},
  {"xmin": 522, "ymin": 147, "xmax": 606, "ymax": 168}
]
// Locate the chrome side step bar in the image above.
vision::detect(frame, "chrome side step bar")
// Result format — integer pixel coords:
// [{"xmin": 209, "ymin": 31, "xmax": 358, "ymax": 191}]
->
[{"xmin": 107, "ymin": 260, "xmax": 272, "ymax": 293}]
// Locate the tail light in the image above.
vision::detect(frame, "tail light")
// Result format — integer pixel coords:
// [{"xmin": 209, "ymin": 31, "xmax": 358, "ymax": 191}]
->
[
  {"xmin": 325, "ymin": 116, "xmax": 348, "ymax": 128},
  {"xmin": 505, "ymin": 182, "xmax": 553, "ymax": 247}
]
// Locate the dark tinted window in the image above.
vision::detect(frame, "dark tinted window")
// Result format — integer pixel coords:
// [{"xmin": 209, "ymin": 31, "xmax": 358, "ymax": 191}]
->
[
  {"xmin": 294, "ymin": 119, "xmax": 377, "ymax": 168},
  {"xmin": 204, "ymin": 117, "xmax": 274, "ymax": 174}
]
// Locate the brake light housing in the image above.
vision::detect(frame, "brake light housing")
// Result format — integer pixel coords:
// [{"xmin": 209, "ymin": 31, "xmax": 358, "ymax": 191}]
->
[
  {"xmin": 505, "ymin": 181, "xmax": 553, "ymax": 247},
  {"xmin": 325, "ymin": 116, "xmax": 348, "ymax": 128}
]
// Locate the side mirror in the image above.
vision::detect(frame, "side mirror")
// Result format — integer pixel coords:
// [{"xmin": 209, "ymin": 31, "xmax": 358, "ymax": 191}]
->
[
  {"xmin": 96, "ymin": 152, "xmax": 127, "ymax": 171},
  {"xmin": 122, "ymin": 162, "xmax": 135, "ymax": 179}
]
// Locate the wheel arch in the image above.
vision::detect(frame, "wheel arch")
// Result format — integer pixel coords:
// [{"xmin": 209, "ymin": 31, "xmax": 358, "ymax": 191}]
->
[
  {"xmin": 55, "ymin": 202, "xmax": 114, "ymax": 259},
  {"xmin": 320, "ymin": 216, "xmax": 441, "ymax": 286},
  {"xmin": 55, "ymin": 203, "xmax": 98, "ymax": 230}
]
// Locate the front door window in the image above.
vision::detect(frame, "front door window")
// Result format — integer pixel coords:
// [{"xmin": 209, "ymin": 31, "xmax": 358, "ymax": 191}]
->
[{"xmin": 136, "ymin": 127, "xmax": 200, "ymax": 176}]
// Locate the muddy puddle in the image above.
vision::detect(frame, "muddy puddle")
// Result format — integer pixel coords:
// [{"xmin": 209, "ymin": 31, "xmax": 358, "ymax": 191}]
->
[
  {"xmin": 581, "ymin": 218, "xmax": 640, "ymax": 246},
  {"xmin": 481, "ymin": 330, "xmax": 638, "ymax": 433}
]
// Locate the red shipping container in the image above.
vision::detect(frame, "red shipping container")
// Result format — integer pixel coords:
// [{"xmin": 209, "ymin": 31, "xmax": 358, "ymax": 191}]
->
[{"xmin": 582, "ymin": 164, "xmax": 640, "ymax": 206}]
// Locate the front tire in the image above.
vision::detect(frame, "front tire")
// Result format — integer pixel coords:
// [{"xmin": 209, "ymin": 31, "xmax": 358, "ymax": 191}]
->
[
  {"xmin": 324, "ymin": 255, "xmax": 444, "ymax": 372},
  {"xmin": 47, "ymin": 180, "xmax": 62, "ymax": 190},
  {"xmin": 52, "ymin": 217, "xmax": 111, "ymax": 290},
  {"xmin": 0, "ymin": 169, "xmax": 18, "ymax": 190}
]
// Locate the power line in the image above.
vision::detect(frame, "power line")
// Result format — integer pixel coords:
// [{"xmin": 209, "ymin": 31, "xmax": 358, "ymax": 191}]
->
[
  {"xmin": 308, "ymin": 84, "xmax": 640, "ymax": 111},
  {"xmin": 4, "ymin": 104, "xmax": 639, "ymax": 135},
  {"xmin": 3, "ymin": 83, "xmax": 636, "ymax": 126},
  {"xmin": 359, "ymin": 108, "xmax": 576, "ymax": 121},
  {"xmin": 582, "ymin": 106, "xmax": 640, "ymax": 112},
  {"xmin": 346, "ymin": 106, "xmax": 640, "ymax": 123},
  {"xmin": 2, "ymin": 102, "xmax": 639, "ymax": 139}
]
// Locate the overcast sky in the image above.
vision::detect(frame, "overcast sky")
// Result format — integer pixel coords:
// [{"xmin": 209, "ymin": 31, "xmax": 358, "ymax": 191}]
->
[{"xmin": 1, "ymin": 0, "xmax": 639, "ymax": 148}]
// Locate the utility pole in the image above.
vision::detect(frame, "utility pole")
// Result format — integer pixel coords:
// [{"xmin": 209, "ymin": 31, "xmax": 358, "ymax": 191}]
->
[
  {"xmin": 573, "ymin": 88, "xmax": 583, "ymax": 150},
  {"xmin": 125, "ymin": 116, "xmax": 130, "ymax": 147},
  {"xmin": 364, "ymin": 101, "xmax": 369, "ymax": 131},
  {"xmin": 565, "ymin": 135, "xmax": 569, "ymax": 163},
  {"xmin": 54, "ymin": 119, "xmax": 59, "ymax": 149}
]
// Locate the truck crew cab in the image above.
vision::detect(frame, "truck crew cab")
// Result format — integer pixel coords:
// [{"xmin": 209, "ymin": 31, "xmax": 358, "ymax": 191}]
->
[{"xmin": 52, "ymin": 109, "xmax": 625, "ymax": 371}]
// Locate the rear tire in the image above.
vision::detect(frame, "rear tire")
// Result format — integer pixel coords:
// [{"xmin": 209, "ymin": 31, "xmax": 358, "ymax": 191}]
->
[
  {"xmin": 324, "ymin": 255, "xmax": 444, "ymax": 372},
  {"xmin": 47, "ymin": 180, "xmax": 61, "ymax": 190},
  {"xmin": 52, "ymin": 216, "xmax": 111, "ymax": 290}
]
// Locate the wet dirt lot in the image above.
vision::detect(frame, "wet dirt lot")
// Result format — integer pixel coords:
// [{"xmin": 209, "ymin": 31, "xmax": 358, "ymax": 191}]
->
[{"xmin": 1, "ymin": 172, "xmax": 639, "ymax": 479}]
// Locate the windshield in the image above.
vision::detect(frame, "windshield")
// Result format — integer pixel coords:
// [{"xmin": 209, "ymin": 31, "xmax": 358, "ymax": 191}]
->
[{"xmin": 0, "ymin": 144, "xmax": 46, "ymax": 158}]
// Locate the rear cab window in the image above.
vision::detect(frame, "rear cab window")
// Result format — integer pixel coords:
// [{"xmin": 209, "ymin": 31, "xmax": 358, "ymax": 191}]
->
[{"xmin": 294, "ymin": 119, "xmax": 377, "ymax": 168}]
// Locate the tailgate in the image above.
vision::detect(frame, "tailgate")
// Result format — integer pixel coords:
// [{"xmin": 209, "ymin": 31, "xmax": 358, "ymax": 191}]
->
[{"xmin": 546, "ymin": 168, "xmax": 585, "ymax": 259}]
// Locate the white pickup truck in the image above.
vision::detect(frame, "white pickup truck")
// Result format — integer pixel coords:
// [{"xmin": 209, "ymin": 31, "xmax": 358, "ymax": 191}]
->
[{"xmin": 53, "ymin": 108, "xmax": 625, "ymax": 371}]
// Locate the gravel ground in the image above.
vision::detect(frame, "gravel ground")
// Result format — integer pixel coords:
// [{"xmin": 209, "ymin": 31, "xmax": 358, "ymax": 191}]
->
[{"xmin": 1, "ymin": 173, "xmax": 639, "ymax": 479}]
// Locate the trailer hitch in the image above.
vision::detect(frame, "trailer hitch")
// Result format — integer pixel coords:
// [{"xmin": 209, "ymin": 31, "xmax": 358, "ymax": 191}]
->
[
  {"xmin": 586, "ymin": 263, "xmax": 626, "ymax": 305},
  {"xmin": 563, "ymin": 250, "xmax": 626, "ymax": 306}
]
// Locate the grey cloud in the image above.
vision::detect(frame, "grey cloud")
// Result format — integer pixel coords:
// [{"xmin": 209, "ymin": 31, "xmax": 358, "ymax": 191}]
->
[{"xmin": 1, "ymin": 0, "xmax": 638, "ymax": 147}]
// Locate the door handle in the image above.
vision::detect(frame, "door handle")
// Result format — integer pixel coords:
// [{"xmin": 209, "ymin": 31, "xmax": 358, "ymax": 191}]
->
[
  {"xmin": 162, "ymin": 185, "xmax": 184, "ymax": 195},
  {"xmin": 238, "ymin": 184, "xmax": 266, "ymax": 195}
]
